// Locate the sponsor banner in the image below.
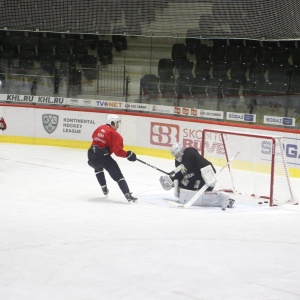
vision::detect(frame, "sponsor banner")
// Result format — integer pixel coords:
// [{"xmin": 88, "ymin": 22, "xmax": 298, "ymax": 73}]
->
[
  {"xmin": 2, "ymin": 106, "xmax": 101, "ymax": 140},
  {"xmin": 149, "ymin": 105, "xmax": 173, "ymax": 114},
  {"xmin": 1, "ymin": 105, "xmax": 300, "ymax": 170},
  {"xmin": 69, "ymin": 98, "xmax": 97, "ymax": 107},
  {"xmin": 80, "ymin": 99, "xmax": 94, "ymax": 107},
  {"xmin": 264, "ymin": 116, "xmax": 295, "ymax": 127},
  {"xmin": 38, "ymin": 113, "xmax": 99, "ymax": 139},
  {"xmin": 226, "ymin": 112, "xmax": 256, "ymax": 122},
  {"xmin": 0, "ymin": 95, "xmax": 126, "ymax": 109},
  {"xmin": 68, "ymin": 98, "xmax": 80, "ymax": 106},
  {"xmin": 150, "ymin": 122, "xmax": 180, "ymax": 146},
  {"xmin": 94, "ymin": 100, "xmax": 123, "ymax": 109},
  {"xmin": 3, "ymin": 94, "xmax": 68, "ymax": 105},
  {"xmin": 148, "ymin": 120, "xmax": 300, "ymax": 168},
  {"xmin": 123, "ymin": 102, "xmax": 149, "ymax": 111},
  {"xmin": 149, "ymin": 120, "xmax": 204, "ymax": 151},
  {"xmin": 174, "ymin": 107, "xmax": 198, "ymax": 117},
  {"xmin": 174, "ymin": 107, "xmax": 225, "ymax": 119},
  {"xmin": 199, "ymin": 109, "xmax": 224, "ymax": 120}
]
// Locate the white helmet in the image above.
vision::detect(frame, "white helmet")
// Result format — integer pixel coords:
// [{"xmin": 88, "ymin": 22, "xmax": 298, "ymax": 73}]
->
[
  {"xmin": 106, "ymin": 114, "xmax": 121, "ymax": 126},
  {"xmin": 171, "ymin": 142, "xmax": 185, "ymax": 162}
]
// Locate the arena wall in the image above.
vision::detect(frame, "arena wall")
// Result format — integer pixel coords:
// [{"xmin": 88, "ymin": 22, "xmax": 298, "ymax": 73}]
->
[{"xmin": 1, "ymin": 103, "xmax": 300, "ymax": 177}]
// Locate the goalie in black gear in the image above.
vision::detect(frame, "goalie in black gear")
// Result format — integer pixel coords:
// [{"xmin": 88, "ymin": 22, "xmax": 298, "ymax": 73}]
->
[
  {"xmin": 171, "ymin": 143, "xmax": 216, "ymax": 191},
  {"xmin": 159, "ymin": 143, "xmax": 234, "ymax": 209}
]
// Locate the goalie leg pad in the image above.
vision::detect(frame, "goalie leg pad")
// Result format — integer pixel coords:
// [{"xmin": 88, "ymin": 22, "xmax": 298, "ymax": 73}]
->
[
  {"xmin": 174, "ymin": 180, "xmax": 179, "ymax": 198},
  {"xmin": 199, "ymin": 191, "xmax": 229, "ymax": 209},
  {"xmin": 159, "ymin": 175, "xmax": 174, "ymax": 191},
  {"xmin": 179, "ymin": 188, "xmax": 198, "ymax": 204},
  {"xmin": 179, "ymin": 189, "xmax": 230, "ymax": 208}
]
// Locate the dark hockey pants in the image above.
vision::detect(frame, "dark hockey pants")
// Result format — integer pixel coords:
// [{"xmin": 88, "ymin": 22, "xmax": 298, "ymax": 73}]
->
[{"xmin": 87, "ymin": 146, "xmax": 130, "ymax": 195}]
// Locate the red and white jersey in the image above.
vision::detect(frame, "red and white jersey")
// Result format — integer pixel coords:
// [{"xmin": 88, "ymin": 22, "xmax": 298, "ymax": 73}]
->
[
  {"xmin": 91, "ymin": 124, "xmax": 127, "ymax": 158},
  {"xmin": 0, "ymin": 117, "xmax": 6, "ymax": 130}
]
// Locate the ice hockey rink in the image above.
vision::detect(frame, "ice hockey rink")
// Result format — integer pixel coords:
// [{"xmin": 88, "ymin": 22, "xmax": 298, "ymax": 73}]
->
[{"xmin": 1, "ymin": 143, "xmax": 300, "ymax": 300}]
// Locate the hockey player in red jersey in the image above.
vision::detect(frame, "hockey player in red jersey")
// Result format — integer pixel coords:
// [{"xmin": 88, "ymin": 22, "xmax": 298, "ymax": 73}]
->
[
  {"xmin": 87, "ymin": 114, "xmax": 137, "ymax": 202},
  {"xmin": 0, "ymin": 117, "xmax": 6, "ymax": 131}
]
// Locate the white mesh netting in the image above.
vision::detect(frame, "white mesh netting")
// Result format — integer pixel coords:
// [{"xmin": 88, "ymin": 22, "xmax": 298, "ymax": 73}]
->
[
  {"xmin": 0, "ymin": 0, "xmax": 299, "ymax": 40},
  {"xmin": 202, "ymin": 129, "xmax": 297, "ymax": 206}
]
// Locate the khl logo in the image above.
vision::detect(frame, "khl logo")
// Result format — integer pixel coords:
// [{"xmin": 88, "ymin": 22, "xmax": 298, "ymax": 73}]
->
[{"xmin": 42, "ymin": 114, "xmax": 59, "ymax": 134}]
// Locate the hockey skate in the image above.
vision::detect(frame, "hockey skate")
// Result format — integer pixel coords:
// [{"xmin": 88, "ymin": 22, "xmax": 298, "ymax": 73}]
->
[
  {"xmin": 125, "ymin": 193, "xmax": 137, "ymax": 202},
  {"xmin": 101, "ymin": 185, "xmax": 109, "ymax": 196}
]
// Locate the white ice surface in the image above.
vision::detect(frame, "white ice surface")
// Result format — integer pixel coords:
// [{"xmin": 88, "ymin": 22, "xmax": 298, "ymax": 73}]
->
[{"xmin": 0, "ymin": 143, "xmax": 300, "ymax": 300}]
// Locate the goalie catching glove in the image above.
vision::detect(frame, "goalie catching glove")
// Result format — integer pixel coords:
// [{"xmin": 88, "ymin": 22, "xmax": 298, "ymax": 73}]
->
[{"xmin": 159, "ymin": 175, "xmax": 174, "ymax": 190}]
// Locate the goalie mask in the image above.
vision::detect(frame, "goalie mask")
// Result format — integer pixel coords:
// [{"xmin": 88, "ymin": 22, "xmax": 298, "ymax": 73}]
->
[
  {"xmin": 106, "ymin": 114, "xmax": 121, "ymax": 128},
  {"xmin": 171, "ymin": 142, "xmax": 185, "ymax": 162}
]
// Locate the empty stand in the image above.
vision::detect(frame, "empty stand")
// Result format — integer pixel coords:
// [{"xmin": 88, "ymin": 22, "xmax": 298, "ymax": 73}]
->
[
  {"xmin": 18, "ymin": 51, "xmax": 36, "ymax": 72},
  {"xmin": 72, "ymin": 39, "xmax": 89, "ymax": 62},
  {"xmin": 210, "ymin": 42, "xmax": 227, "ymax": 64},
  {"xmin": 195, "ymin": 60, "xmax": 211, "ymax": 80},
  {"xmin": 37, "ymin": 38, "xmax": 54, "ymax": 56},
  {"xmin": 54, "ymin": 39, "xmax": 72, "ymax": 59},
  {"xmin": 81, "ymin": 54, "xmax": 98, "ymax": 81},
  {"xmin": 112, "ymin": 28, "xmax": 127, "ymax": 52},
  {"xmin": 140, "ymin": 74, "xmax": 160, "ymax": 98},
  {"xmin": 177, "ymin": 58, "xmax": 194, "ymax": 78},
  {"xmin": 159, "ymin": 75, "xmax": 176, "ymax": 98},
  {"xmin": 39, "ymin": 53, "xmax": 56, "ymax": 75},
  {"xmin": 176, "ymin": 75, "xmax": 192, "ymax": 99},
  {"xmin": 226, "ymin": 44, "xmax": 243, "ymax": 63},
  {"xmin": 97, "ymin": 40, "xmax": 113, "ymax": 65},
  {"xmin": 191, "ymin": 75, "xmax": 209, "ymax": 105},
  {"xmin": 186, "ymin": 28, "xmax": 201, "ymax": 55},
  {"xmin": 195, "ymin": 44, "xmax": 211, "ymax": 62},
  {"xmin": 158, "ymin": 58, "xmax": 174, "ymax": 79},
  {"xmin": 229, "ymin": 61, "xmax": 247, "ymax": 85},
  {"xmin": 172, "ymin": 43, "xmax": 187, "ymax": 68},
  {"xmin": 84, "ymin": 34, "xmax": 99, "ymax": 51}
]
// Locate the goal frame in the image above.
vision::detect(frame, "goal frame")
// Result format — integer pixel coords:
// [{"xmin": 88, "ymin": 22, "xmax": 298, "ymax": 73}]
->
[{"xmin": 201, "ymin": 128, "xmax": 296, "ymax": 206}]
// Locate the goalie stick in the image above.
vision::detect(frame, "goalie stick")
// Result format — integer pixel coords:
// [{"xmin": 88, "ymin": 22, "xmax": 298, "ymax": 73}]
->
[
  {"xmin": 168, "ymin": 152, "xmax": 239, "ymax": 209},
  {"xmin": 137, "ymin": 158, "xmax": 177, "ymax": 176}
]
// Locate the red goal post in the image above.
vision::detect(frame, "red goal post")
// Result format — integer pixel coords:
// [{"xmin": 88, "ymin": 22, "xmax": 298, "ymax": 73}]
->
[{"xmin": 201, "ymin": 129, "xmax": 297, "ymax": 206}]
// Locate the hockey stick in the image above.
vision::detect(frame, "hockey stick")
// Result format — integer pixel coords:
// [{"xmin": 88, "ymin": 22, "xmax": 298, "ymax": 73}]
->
[
  {"xmin": 169, "ymin": 152, "xmax": 240, "ymax": 209},
  {"xmin": 137, "ymin": 158, "xmax": 173, "ymax": 175}
]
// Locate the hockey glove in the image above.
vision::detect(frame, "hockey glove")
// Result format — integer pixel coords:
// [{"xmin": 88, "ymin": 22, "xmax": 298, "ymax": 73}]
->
[
  {"xmin": 126, "ymin": 151, "xmax": 137, "ymax": 162},
  {"xmin": 0, "ymin": 118, "xmax": 6, "ymax": 131},
  {"xmin": 160, "ymin": 175, "xmax": 174, "ymax": 190}
]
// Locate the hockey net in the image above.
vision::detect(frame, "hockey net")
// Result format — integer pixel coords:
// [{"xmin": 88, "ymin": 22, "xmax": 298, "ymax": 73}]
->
[{"xmin": 202, "ymin": 129, "xmax": 297, "ymax": 206}]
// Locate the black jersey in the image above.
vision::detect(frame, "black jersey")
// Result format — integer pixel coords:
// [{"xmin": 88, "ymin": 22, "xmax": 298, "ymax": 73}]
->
[{"xmin": 173, "ymin": 147, "xmax": 216, "ymax": 190}]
